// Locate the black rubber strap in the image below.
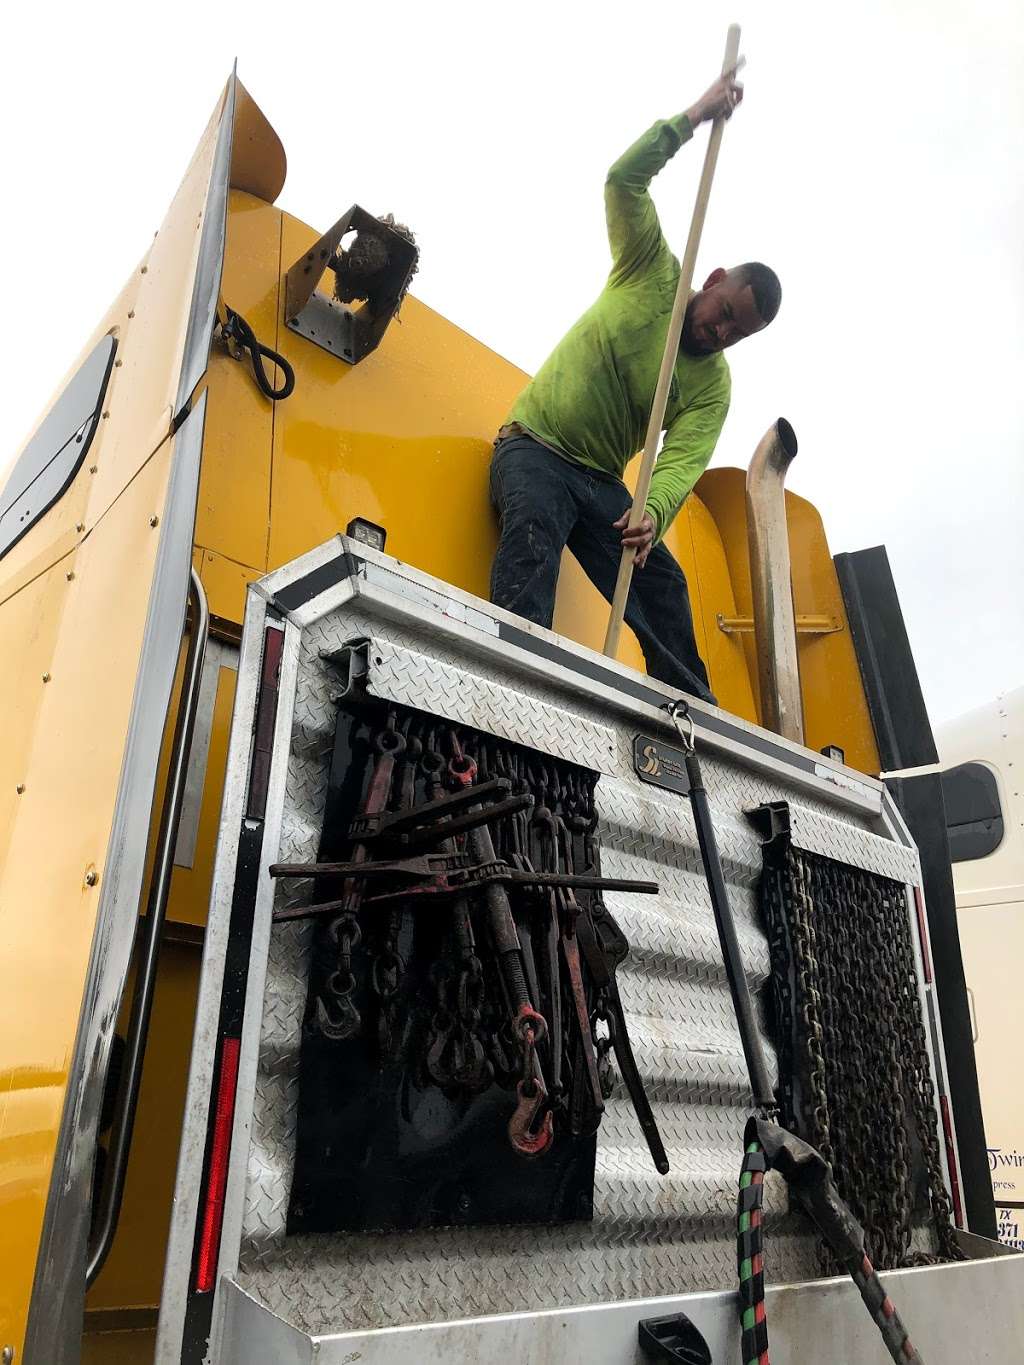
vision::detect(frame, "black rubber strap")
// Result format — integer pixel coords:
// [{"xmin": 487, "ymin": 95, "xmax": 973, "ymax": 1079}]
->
[
  {"xmin": 737, "ymin": 1268, "xmax": 765, "ymax": 1310},
  {"xmin": 741, "ymin": 1316, "xmax": 769, "ymax": 1361},
  {"xmin": 223, "ymin": 306, "xmax": 295, "ymax": 400},
  {"xmin": 738, "ymin": 1184, "xmax": 762, "ymax": 1213}
]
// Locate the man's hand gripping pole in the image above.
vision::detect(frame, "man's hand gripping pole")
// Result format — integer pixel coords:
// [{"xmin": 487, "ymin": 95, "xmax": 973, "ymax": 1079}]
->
[{"xmin": 602, "ymin": 24, "xmax": 743, "ymax": 659}]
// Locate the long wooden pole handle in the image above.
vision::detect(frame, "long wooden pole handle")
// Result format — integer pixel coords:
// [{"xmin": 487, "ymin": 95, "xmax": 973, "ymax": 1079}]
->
[{"xmin": 602, "ymin": 24, "xmax": 742, "ymax": 660}]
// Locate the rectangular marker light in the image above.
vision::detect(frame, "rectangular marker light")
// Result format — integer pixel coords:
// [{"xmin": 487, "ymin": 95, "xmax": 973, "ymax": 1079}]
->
[{"xmin": 346, "ymin": 517, "xmax": 387, "ymax": 551}]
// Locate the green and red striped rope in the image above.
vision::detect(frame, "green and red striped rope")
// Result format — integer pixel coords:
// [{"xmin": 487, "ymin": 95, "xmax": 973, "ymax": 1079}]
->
[{"xmin": 737, "ymin": 1139, "xmax": 769, "ymax": 1365}]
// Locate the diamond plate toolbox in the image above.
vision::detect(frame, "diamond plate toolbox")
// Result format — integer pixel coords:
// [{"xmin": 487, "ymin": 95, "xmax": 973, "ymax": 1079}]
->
[{"xmin": 228, "ymin": 557, "xmax": 926, "ymax": 1340}]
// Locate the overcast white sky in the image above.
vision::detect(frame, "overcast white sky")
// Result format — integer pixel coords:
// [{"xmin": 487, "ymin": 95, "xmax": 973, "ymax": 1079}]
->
[{"xmin": 1, "ymin": 0, "xmax": 1021, "ymax": 727}]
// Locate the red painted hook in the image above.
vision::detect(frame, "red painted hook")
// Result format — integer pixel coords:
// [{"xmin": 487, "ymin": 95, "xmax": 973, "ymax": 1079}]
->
[
  {"xmin": 508, "ymin": 1077, "xmax": 555, "ymax": 1158},
  {"xmin": 515, "ymin": 1002, "xmax": 548, "ymax": 1045}
]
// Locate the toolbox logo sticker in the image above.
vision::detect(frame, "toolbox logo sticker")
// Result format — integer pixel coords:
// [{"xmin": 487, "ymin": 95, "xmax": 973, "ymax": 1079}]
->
[
  {"xmin": 633, "ymin": 735, "xmax": 690, "ymax": 795},
  {"xmin": 638, "ymin": 743, "xmax": 661, "ymax": 776}
]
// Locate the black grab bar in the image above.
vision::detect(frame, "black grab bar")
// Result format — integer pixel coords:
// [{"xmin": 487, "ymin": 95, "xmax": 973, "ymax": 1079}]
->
[{"xmin": 87, "ymin": 567, "xmax": 210, "ymax": 1285}]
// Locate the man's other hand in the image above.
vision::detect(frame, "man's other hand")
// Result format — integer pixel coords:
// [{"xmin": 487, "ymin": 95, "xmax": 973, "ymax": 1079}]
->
[
  {"xmin": 686, "ymin": 69, "xmax": 744, "ymax": 128},
  {"xmin": 613, "ymin": 510, "xmax": 655, "ymax": 568}
]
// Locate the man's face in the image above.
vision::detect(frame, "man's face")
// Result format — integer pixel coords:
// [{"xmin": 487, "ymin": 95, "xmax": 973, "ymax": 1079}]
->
[{"xmin": 681, "ymin": 269, "xmax": 767, "ymax": 357}]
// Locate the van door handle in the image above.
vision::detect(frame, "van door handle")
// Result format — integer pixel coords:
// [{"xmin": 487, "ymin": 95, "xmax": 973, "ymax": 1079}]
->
[{"xmin": 966, "ymin": 986, "xmax": 979, "ymax": 1043}]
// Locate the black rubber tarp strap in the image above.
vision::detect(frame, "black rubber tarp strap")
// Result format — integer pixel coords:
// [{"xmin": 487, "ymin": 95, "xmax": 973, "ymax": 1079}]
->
[
  {"xmin": 664, "ymin": 700, "xmax": 775, "ymax": 1110},
  {"xmin": 222, "ymin": 305, "xmax": 295, "ymax": 400}
]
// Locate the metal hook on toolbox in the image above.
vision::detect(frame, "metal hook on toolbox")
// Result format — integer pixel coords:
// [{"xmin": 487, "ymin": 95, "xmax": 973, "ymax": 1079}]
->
[
  {"xmin": 508, "ymin": 1004, "xmax": 554, "ymax": 1158},
  {"xmin": 666, "ymin": 697, "xmax": 695, "ymax": 754},
  {"xmin": 508, "ymin": 1076, "xmax": 554, "ymax": 1158}
]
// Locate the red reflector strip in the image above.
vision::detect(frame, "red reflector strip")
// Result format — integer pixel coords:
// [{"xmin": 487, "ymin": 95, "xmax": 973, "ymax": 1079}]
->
[
  {"xmin": 940, "ymin": 1095, "xmax": 965, "ymax": 1229},
  {"xmin": 912, "ymin": 886, "xmax": 933, "ymax": 983},
  {"xmin": 195, "ymin": 1036, "xmax": 242, "ymax": 1292}
]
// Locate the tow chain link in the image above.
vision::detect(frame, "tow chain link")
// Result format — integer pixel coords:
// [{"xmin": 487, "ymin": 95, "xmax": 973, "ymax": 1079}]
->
[
  {"xmin": 760, "ymin": 839, "xmax": 961, "ymax": 1270},
  {"xmin": 316, "ymin": 711, "xmax": 405, "ymax": 1040}
]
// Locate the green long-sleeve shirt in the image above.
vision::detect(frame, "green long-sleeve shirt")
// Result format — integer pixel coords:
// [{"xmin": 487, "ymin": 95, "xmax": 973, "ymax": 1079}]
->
[{"xmin": 508, "ymin": 112, "xmax": 731, "ymax": 542}]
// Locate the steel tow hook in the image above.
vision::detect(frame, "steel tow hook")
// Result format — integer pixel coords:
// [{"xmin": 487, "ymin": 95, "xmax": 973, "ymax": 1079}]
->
[
  {"xmin": 508, "ymin": 1004, "xmax": 554, "ymax": 1158},
  {"xmin": 509, "ymin": 1078, "xmax": 554, "ymax": 1158},
  {"xmin": 315, "ymin": 991, "xmax": 362, "ymax": 1041}
]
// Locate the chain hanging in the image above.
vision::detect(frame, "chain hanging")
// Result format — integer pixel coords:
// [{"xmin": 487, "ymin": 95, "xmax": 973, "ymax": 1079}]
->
[{"xmin": 759, "ymin": 837, "xmax": 962, "ymax": 1270}]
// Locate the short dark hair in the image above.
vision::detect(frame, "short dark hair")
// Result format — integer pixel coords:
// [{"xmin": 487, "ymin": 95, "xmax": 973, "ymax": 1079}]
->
[{"xmin": 732, "ymin": 262, "xmax": 781, "ymax": 325}]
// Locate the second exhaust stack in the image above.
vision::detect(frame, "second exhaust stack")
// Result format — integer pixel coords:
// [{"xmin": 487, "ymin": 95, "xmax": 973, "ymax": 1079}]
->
[{"xmin": 746, "ymin": 418, "xmax": 804, "ymax": 744}]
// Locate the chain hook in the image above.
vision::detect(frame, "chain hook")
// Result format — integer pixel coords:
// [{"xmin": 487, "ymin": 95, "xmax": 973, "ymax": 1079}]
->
[
  {"xmin": 314, "ymin": 991, "xmax": 362, "ymax": 1041},
  {"xmin": 508, "ymin": 1075, "xmax": 555, "ymax": 1157},
  {"xmin": 375, "ymin": 708, "xmax": 406, "ymax": 756},
  {"xmin": 447, "ymin": 727, "xmax": 477, "ymax": 787}
]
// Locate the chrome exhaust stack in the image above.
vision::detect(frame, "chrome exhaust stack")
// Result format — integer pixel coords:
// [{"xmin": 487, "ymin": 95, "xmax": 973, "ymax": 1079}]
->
[{"xmin": 746, "ymin": 418, "xmax": 804, "ymax": 743}]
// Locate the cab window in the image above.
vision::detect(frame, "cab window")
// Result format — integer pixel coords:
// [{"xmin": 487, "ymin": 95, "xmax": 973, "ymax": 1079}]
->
[
  {"xmin": 0, "ymin": 334, "xmax": 116, "ymax": 560},
  {"xmin": 942, "ymin": 761, "xmax": 1004, "ymax": 862}
]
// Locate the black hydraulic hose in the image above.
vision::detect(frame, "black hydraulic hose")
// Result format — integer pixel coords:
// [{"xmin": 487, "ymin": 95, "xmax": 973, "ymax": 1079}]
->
[
  {"xmin": 222, "ymin": 305, "xmax": 295, "ymax": 400},
  {"xmin": 667, "ymin": 702, "xmax": 775, "ymax": 1110},
  {"xmin": 86, "ymin": 570, "xmax": 209, "ymax": 1286}
]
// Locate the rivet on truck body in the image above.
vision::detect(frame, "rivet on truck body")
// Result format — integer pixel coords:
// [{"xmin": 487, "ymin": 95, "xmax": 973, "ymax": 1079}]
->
[
  {"xmin": 3, "ymin": 1343, "xmax": 15, "ymax": 1363},
  {"xmin": 149, "ymin": 515, "xmax": 159, "ymax": 528},
  {"xmin": 66, "ymin": 570, "xmax": 75, "ymax": 581},
  {"xmin": 16, "ymin": 784, "xmax": 25, "ymax": 795},
  {"xmin": 42, "ymin": 672, "xmax": 51, "ymax": 683},
  {"xmin": 76, "ymin": 522, "xmax": 85, "ymax": 532},
  {"xmin": 85, "ymin": 867, "xmax": 99, "ymax": 887}
]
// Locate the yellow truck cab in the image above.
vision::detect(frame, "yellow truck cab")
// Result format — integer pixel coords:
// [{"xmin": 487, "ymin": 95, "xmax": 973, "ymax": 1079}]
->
[{"xmin": 1, "ymin": 73, "xmax": 1020, "ymax": 1364}]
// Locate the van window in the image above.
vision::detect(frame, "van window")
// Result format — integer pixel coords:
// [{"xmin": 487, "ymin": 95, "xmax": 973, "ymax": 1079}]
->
[
  {"xmin": 942, "ymin": 761, "xmax": 1004, "ymax": 862},
  {"xmin": 0, "ymin": 334, "xmax": 117, "ymax": 561}
]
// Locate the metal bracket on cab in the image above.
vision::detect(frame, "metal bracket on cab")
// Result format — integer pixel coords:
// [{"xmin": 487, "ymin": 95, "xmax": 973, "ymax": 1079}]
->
[{"xmin": 284, "ymin": 204, "xmax": 419, "ymax": 365}]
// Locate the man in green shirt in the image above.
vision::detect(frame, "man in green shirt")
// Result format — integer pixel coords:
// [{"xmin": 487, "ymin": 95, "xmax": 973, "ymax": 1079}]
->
[{"xmin": 489, "ymin": 69, "xmax": 780, "ymax": 703}]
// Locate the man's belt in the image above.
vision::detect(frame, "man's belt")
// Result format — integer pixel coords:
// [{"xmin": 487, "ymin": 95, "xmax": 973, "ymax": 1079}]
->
[{"xmin": 496, "ymin": 421, "xmax": 529, "ymax": 442}]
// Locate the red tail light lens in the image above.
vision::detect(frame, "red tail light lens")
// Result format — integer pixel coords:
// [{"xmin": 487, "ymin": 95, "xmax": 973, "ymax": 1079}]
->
[
  {"xmin": 939, "ymin": 1095, "xmax": 965, "ymax": 1230},
  {"xmin": 912, "ymin": 886, "xmax": 933, "ymax": 984},
  {"xmin": 195, "ymin": 1036, "xmax": 241, "ymax": 1292}
]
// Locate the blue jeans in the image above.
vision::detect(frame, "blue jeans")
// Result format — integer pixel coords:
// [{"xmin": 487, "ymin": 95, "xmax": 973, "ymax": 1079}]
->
[{"xmin": 488, "ymin": 435, "xmax": 714, "ymax": 703}]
